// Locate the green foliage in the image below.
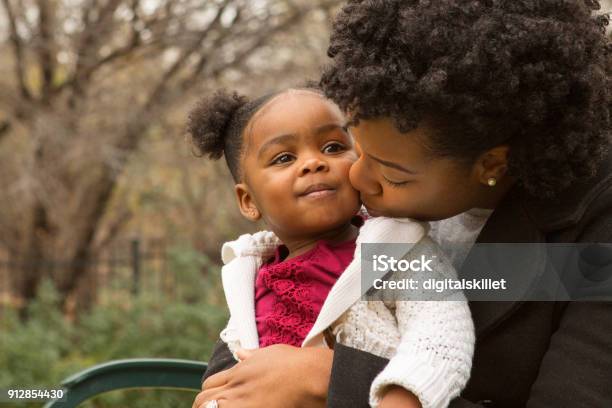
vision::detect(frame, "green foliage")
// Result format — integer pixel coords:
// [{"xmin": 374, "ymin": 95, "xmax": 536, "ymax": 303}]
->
[
  {"xmin": 168, "ymin": 243, "xmax": 224, "ymax": 304},
  {"xmin": 0, "ymin": 248, "xmax": 228, "ymax": 407}
]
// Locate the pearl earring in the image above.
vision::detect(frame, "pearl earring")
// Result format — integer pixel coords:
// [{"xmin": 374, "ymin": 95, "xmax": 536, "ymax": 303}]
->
[{"xmin": 487, "ymin": 177, "xmax": 497, "ymax": 187}]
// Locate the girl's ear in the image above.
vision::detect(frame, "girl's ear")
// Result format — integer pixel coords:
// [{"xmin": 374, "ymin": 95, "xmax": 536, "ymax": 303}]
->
[
  {"xmin": 475, "ymin": 145, "xmax": 510, "ymax": 186},
  {"xmin": 235, "ymin": 183, "xmax": 262, "ymax": 221}
]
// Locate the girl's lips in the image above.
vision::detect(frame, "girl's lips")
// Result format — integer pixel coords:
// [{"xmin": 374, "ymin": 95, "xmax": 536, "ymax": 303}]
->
[
  {"xmin": 298, "ymin": 182, "xmax": 338, "ymax": 199},
  {"xmin": 301, "ymin": 189, "xmax": 336, "ymax": 199},
  {"xmin": 300, "ymin": 183, "xmax": 335, "ymax": 196}
]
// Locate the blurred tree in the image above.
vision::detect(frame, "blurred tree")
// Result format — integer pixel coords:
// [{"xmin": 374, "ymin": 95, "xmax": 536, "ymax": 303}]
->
[{"xmin": 0, "ymin": 0, "xmax": 339, "ymax": 313}]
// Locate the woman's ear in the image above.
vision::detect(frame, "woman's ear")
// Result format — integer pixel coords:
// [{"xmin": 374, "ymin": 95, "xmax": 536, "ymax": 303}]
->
[
  {"xmin": 235, "ymin": 183, "xmax": 262, "ymax": 221},
  {"xmin": 475, "ymin": 145, "xmax": 510, "ymax": 186}
]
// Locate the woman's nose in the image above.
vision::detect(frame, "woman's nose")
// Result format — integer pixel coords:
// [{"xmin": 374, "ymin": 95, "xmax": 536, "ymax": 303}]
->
[
  {"xmin": 300, "ymin": 157, "xmax": 329, "ymax": 175},
  {"xmin": 354, "ymin": 141, "xmax": 363, "ymax": 157},
  {"xmin": 349, "ymin": 155, "xmax": 381, "ymax": 195}
]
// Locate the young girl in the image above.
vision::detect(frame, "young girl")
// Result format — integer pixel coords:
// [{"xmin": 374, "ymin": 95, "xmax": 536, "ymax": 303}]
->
[{"xmin": 188, "ymin": 88, "xmax": 474, "ymax": 408}]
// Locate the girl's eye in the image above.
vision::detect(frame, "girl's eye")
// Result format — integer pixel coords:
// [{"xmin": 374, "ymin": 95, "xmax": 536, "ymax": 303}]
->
[
  {"xmin": 323, "ymin": 142, "xmax": 345, "ymax": 154},
  {"xmin": 271, "ymin": 153, "xmax": 294, "ymax": 165},
  {"xmin": 383, "ymin": 176, "xmax": 409, "ymax": 188}
]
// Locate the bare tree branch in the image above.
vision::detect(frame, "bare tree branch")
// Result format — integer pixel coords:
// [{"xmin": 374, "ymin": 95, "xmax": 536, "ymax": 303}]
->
[
  {"xmin": 188, "ymin": 7, "xmax": 244, "ymax": 79},
  {"xmin": 0, "ymin": 120, "xmax": 11, "ymax": 141},
  {"xmin": 0, "ymin": 217, "xmax": 20, "ymax": 254},
  {"xmin": 91, "ymin": 207, "xmax": 133, "ymax": 254},
  {"xmin": 194, "ymin": 4, "xmax": 307, "ymax": 85},
  {"xmin": 36, "ymin": 0, "xmax": 56, "ymax": 103},
  {"xmin": 1, "ymin": 0, "xmax": 32, "ymax": 100},
  {"xmin": 145, "ymin": 0, "xmax": 232, "ymax": 109},
  {"xmin": 70, "ymin": 0, "xmax": 123, "ymax": 96}
]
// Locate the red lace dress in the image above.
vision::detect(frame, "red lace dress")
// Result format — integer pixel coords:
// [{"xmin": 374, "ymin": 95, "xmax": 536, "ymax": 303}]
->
[{"xmin": 254, "ymin": 238, "xmax": 356, "ymax": 347}]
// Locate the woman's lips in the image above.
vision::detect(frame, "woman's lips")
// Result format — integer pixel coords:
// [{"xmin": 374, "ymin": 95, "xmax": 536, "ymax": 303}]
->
[{"xmin": 363, "ymin": 205, "xmax": 382, "ymax": 217}]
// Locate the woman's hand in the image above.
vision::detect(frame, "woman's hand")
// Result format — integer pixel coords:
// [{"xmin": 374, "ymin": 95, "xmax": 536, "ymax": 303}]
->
[{"xmin": 193, "ymin": 344, "xmax": 333, "ymax": 408}]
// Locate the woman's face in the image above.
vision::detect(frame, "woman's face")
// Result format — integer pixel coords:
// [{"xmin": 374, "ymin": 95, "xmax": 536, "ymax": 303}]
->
[
  {"xmin": 237, "ymin": 91, "xmax": 361, "ymax": 239},
  {"xmin": 348, "ymin": 117, "xmax": 487, "ymax": 221}
]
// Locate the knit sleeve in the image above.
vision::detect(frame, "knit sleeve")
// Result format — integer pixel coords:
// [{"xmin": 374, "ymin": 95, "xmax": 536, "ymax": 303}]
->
[
  {"xmin": 219, "ymin": 230, "xmax": 282, "ymax": 350},
  {"xmin": 221, "ymin": 230, "xmax": 281, "ymax": 264},
  {"xmin": 219, "ymin": 315, "xmax": 242, "ymax": 360},
  {"xmin": 369, "ymin": 237, "xmax": 475, "ymax": 408}
]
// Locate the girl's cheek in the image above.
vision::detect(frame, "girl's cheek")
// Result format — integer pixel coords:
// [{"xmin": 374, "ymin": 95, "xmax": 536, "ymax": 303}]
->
[
  {"xmin": 349, "ymin": 158, "xmax": 380, "ymax": 195},
  {"xmin": 340, "ymin": 157, "xmax": 356, "ymax": 176},
  {"xmin": 346, "ymin": 150, "xmax": 359, "ymax": 163}
]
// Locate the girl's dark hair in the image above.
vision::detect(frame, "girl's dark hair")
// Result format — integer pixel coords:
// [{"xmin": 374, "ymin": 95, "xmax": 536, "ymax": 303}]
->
[
  {"xmin": 320, "ymin": 0, "xmax": 611, "ymax": 196},
  {"xmin": 188, "ymin": 85, "xmax": 322, "ymax": 182},
  {"xmin": 187, "ymin": 90, "xmax": 280, "ymax": 182}
]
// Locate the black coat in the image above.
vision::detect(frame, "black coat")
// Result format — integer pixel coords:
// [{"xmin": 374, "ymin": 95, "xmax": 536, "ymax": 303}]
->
[{"xmin": 203, "ymin": 155, "xmax": 612, "ymax": 408}]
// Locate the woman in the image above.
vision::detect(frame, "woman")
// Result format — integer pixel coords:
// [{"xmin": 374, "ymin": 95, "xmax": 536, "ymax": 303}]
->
[{"xmin": 194, "ymin": 1, "xmax": 612, "ymax": 407}]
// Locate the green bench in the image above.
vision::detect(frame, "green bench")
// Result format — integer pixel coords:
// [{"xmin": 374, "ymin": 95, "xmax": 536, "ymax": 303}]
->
[{"xmin": 42, "ymin": 359, "xmax": 207, "ymax": 408}]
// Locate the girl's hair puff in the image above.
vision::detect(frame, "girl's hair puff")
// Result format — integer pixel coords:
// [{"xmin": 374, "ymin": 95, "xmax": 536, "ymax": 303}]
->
[
  {"xmin": 188, "ymin": 86, "xmax": 324, "ymax": 182},
  {"xmin": 187, "ymin": 90, "xmax": 278, "ymax": 182}
]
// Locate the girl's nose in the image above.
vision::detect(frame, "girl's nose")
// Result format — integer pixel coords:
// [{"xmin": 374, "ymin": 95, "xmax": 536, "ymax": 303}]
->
[
  {"xmin": 300, "ymin": 157, "xmax": 329, "ymax": 175},
  {"xmin": 349, "ymin": 155, "xmax": 381, "ymax": 195}
]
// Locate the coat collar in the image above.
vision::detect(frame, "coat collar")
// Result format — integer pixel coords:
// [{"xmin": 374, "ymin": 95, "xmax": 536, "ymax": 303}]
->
[
  {"xmin": 520, "ymin": 153, "xmax": 612, "ymax": 233},
  {"xmin": 464, "ymin": 186, "xmax": 547, "ymax": 337},
  {"xmin": 467, "ymin": 153, "xmax": 612, "ymax": 337}
]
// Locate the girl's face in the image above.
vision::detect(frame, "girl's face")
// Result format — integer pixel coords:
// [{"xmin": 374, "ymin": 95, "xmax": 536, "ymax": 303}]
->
[
  {"xmin": 348, "ymin": 117, "xmax": 496, "ymax": 221},
  {"xmin": 236, "ymin": 91, "xmax": 361, "ymax": 239}
]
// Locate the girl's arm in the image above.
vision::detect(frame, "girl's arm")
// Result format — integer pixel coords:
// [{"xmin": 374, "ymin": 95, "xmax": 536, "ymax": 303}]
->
[
  {"xmin": 368, "ymin": 299, "xmax": 474, "ymax": 408},
  {"xmin": 366, "ymin": 237, "xmax": 474, "ymax": 408},
  {"xmin": 201, "ymin": 339, "xmax": 238, "ymax": 384},
  {"xmin": 200, "ymin": 230, "xmax": 280, "ymax": 384},
  {"xmin": 329, "ymin": 344, "xmax": 481, "ymax": 408}
]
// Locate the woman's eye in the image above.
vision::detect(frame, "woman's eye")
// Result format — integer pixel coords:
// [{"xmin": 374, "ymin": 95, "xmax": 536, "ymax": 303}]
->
[
  {"xmin": 271, "ymin": 153, "xmax": 294, "ymax": 165},
  {"xmin": 383, "ymin": 176, "xmax": 409, "ymax": 188},
  {"xmin": 323, "ymin": 143, "xmax": 345, "ymax": 154}
]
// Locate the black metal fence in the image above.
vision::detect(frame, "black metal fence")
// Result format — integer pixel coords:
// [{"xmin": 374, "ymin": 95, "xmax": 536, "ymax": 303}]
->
[{"xmin": 0, "ymin": 238, "xmax": 176, "ymax": 307}]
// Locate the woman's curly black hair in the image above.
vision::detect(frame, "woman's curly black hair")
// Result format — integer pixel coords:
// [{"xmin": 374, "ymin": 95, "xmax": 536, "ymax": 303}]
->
[{"xmin": 320, "ymin": 0, "xmax": 611, "ymax": 196}]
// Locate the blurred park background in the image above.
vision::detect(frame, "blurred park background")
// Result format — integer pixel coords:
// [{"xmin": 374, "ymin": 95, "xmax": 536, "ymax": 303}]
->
[
  {"xmin": 0, "ymin": 0, "xmax": 344, "ymax": 406},
  {"xmin": 1, "ymin": 0, "xmax": 611, "ymax": 407}
]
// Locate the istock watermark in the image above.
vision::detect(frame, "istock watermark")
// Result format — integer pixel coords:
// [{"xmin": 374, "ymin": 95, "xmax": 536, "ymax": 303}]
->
[
  {"xmin": 360, "ymin": 242, "xmax": 612, "ymax": 302},
  {"xmin": 372, "ymin": 254, "xmax": 435, "ymax": 273},
  {"xmin": 372, "ymin": 277, "xmax": 508, "ymax": 293}
]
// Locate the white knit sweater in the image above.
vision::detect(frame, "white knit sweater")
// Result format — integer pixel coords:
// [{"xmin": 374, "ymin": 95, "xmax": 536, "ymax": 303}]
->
[{"xmin": 218, "ymin": 217, "xmax": 475, "ymax": 408}]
